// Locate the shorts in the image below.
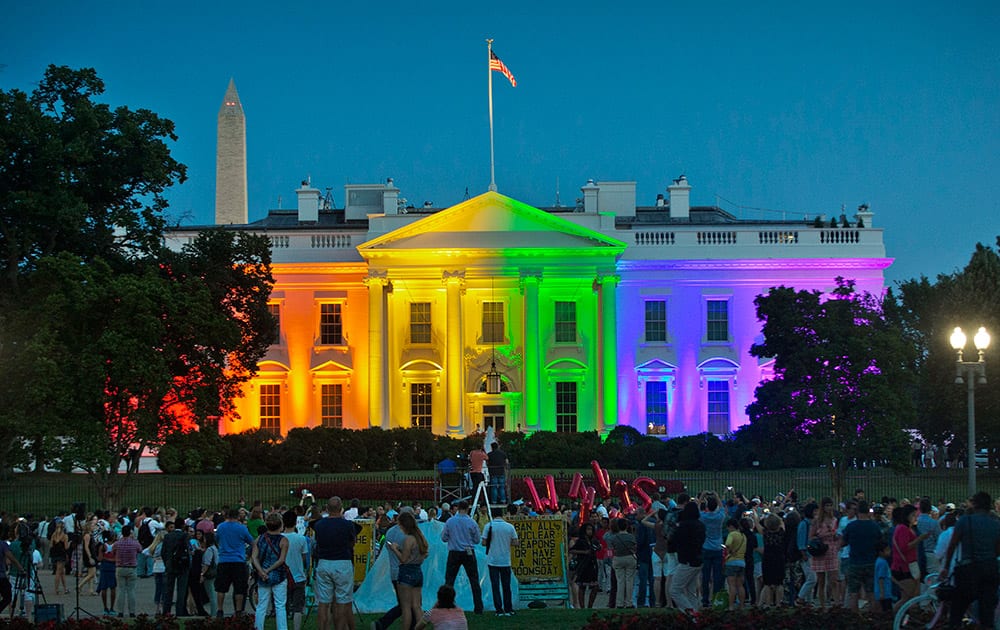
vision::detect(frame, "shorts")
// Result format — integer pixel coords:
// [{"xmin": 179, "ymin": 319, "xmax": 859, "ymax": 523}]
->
[
  {"xmin": 398, "ymin": 564, "xmax": 423, "ymax": 587},
  {"xmin": 652, "ymin": 552, "xmax": 677, "ymax": 577},
  {"xmin": 724, "ymin": 564, "xmax": 745, "ymax": 577},
  {"xmin": 892, "ymin": 568, "xmax": 917, "ymax": 583},
  {"xmin": 286, "ymin": 581, "xmax": 306, "ymax": 613},
  {"xmin": 215, "ymin": 562, "xmax": 249, "ymax": 596},
  {"xmin": 315, "ymin": 559, "xmax": 353, "ymax": 605},
  {"xmin": 846, "ymin": 563, "xmax": 875, "ymax": 594},
  {"xmin": 838, "ymin": 556, "xmax": 849, "ymax": 580}
]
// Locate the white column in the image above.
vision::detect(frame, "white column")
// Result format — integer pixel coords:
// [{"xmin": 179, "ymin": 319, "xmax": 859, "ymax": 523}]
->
[
  {"xmin": 444, "ymin": 271, "xmax": 465, "ymax": 435},
  {"xmin": 365, "ymin": 271, "xmax": 389, "ymax": 429},
  {"xmin": 598, "ymin": 274, "xmax": 619, "ymax": 433},
  {"xmin": 522, "ymin": 274, "xmax": 541, "ymax": 431}
]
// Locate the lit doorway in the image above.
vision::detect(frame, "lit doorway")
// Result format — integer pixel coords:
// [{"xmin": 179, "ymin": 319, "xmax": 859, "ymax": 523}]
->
[{"xmin": 483, "ymin": 404, "xmax": 506, "ymax": 432}]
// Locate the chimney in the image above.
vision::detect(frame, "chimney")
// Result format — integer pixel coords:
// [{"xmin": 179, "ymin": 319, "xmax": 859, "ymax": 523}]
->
[
  {"xmin": 383, "ymin": 177, "xmax": 399, "ymax": 215},
  {"xmin": 296, "ymin": 179, "xmax": 321, "ymax": 222},
  {"xmin": 855, "ymin": 203, "xmax": 873, "ymax": 228},
  {"xmin": 581, "ymin": 179, "xmax": 599, "ymax": 213},
  {"xmin": 667, "ymin": 175, "xmax": 690, "ymax": 219}
]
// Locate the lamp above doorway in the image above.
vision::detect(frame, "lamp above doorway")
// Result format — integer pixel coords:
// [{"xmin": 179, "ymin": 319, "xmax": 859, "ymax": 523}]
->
[{"xmin": 485, "ymin": 276, "xmax": 502, "ymax": 395}]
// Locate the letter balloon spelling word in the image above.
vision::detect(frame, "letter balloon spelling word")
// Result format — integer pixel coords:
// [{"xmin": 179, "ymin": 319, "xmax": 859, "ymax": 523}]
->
[
  {"xmin": 522, "ymin": 474, "xmax": 559, "ymax": 512},
  {"xmin": 591, "ymin": 460, "xmax": 611, "ymax": 497},
  {"xmin": 579, "ymin": 486, "xmax": 597, "ymax": 526},
  {"xmin": 545, "ymin": 475, "xmax": 559, "ymax": 512},
  {"xmin": 568, "ymin": 472, "xmax": 584, "ymax": 499},
  {"xmin": 631, "ymin": 476, "xmax": 656, "ymax": 511},
  {"xmin": 523, "ymin": 476, "xmax": 544, "ymax": 513},
  {"xmin": 613, "ymin": 479, "xmax": 634, "ymax": 514}
]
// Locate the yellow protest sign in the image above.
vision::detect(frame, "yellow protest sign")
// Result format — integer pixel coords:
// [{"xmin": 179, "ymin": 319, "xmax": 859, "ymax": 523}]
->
[
  {"xmin": 507, "ymin": 515, "xmax": 566, "ymax": 582},
  {"xmin": 353, "ymin": 519, "xmax": 374, "ymax": 584}
]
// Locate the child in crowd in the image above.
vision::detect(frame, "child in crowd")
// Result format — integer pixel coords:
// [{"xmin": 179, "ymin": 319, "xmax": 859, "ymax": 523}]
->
[{"xmin": 873, "ymin": 542, "xmax": 894, "ymax": 614}]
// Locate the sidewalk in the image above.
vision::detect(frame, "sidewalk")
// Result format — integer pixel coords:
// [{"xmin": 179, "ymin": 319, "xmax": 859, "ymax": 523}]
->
[{"xmin": 26, "ymin": 573, "xmax": 219, "ymax": 619}]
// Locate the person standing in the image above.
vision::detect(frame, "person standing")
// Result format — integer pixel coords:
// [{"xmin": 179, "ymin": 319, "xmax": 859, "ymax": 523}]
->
[
  {"xmin": 214, "ymin": 508, "xmax": 254, "ymax": 617},
  {"xmin": 385, "ymin": 512, "xmax": 429, "ymax": 630},
  {"xmin": 199, "ymin": 531, "xmax": 219, "ymax": 617},
  {"xmin": 251, "ymin": 512, "xmax": 289, "ymax": 630},
  {"xmin": 941, "ymin": 491, "xmax": 1000, "ymax": 628},
  {"xmin": 371, "ymin": 506, "xmax": 413, "ymax": 630},
  {"xmin": 469, "ymin": 445, "xmax": 488, "ymax": 494},
  {"xmin": 699, "ymin": 493, "xmax": 726, "ymax": 608},
  {"xmin": 313, "ymin": 496, "xmax": 357, "ymax": 630},
  {"xmin": 113, "ymin": 525, "xmax": 141, "ymax": 618},
  {"xmin": 486, "ymin": 443, "xmax": 508, "ymax": 504},
  {"xmin": 605, "ymin": 518, "xmax": 638, "ymax": 609},
  {"xmin": 0, "ymin": 524, "xmax": 25, "ymax": 616},
  {"xmin": 441, "ymin": 500, "xmax": 484, "ymax": 615},
  {"xmin": 669, "ymin": 502, "xmax": 706, "ymax": 612},
  {"xmin": 842, "ymin": 500, "xmax": 882, "ymax": 611},
  {"xmin": 482, "ymin": 504, "xmax": 519, "ymax": 616},
  {"xmin": 160, "ymin": 519, "xmax": 189, "ymax": 616},
  {"xmin": 50, "ymin": 521, "xmax": 69, "ymax": 595},
  {"xmin": 282, "ymin": 510, "xmax": 311, "ymax": 630}
]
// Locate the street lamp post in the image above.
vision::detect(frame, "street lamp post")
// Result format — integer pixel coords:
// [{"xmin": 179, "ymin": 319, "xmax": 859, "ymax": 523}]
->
[{"xmin": 949, "ymin": 326, "xmax": 990, "ymax": 496}]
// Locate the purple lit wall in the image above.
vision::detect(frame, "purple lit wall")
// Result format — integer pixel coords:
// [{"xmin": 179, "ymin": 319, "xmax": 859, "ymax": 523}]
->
[{"xmin": 614, "ymin": 258, "xmax": 888, "ymax": 437}]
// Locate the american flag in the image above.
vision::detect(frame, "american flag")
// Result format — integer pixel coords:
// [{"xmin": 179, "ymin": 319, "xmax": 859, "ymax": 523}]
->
[{"xmin": 490, "ymin": 50, "xmax": 517, "ymax": 87}]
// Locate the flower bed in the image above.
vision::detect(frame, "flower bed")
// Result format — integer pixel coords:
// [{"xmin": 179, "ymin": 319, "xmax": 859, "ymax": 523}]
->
[{"xmin": 581, "ymin": 607, "xmax": 891, "ymax": 630}]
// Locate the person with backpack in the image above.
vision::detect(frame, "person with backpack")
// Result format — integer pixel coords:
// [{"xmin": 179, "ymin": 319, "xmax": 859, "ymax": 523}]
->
[
  {"xmin": 160, "ymin": 518, "xmax": 191, "ymax": 616},
  {"xmin": 135, "ymin": 508, "xmax": 156, "ymax": 578},
  {"xmin": 251, "ymin": 512, "xmax": 289, "ymax": 630}
]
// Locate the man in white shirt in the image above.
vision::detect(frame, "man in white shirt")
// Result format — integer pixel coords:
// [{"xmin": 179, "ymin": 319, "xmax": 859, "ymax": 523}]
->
[
  {"xmin": 343, "ymin": 499, "xmax": 360, "ymax": 522},
  {"xmin": 282, "ymin": 510, "xmax": 312, "ymax": 630},
  {"xmin": 483, "ymin": 504, "xmax": 520, "ymax": 617}
]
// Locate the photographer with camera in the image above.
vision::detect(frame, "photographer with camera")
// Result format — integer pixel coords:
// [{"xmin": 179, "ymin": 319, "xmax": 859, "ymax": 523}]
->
[
  {"xmin": 0, "ymin": 523, "xmax": 26, "ymax": 616},
  {"xmin": 697, "ymin": 491, "xmax": 726, "ymax": 608}
]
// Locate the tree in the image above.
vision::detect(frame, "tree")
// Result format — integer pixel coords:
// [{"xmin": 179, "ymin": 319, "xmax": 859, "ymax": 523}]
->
[
  {"xmin": 897, "ymin": 239, "xmax": 1000, "ymax": 463},
  {"xmin": 747, "ymin": 278, "xmax": 916, "ymax": 501},
  {"xmin": 0, "ymin": 67, "xmax": 275, "ymax": 506}
]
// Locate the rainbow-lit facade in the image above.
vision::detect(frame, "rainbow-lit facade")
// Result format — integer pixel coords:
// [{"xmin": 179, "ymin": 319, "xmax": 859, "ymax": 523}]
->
[{"xmin": 166, "ymin": 178, "xmax": 890, "ymax": 438}]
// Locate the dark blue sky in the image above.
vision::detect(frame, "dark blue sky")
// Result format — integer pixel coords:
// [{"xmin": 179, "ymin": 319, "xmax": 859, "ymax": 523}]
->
[{"xmin": 4, "ymin": 1, "xmax": 998, "ymax": 284}]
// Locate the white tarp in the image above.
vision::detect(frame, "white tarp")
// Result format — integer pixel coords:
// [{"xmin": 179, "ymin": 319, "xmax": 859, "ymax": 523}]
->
[{"xmin": 353, "ymin": 520, "xmax": 520, "ymax": 613}]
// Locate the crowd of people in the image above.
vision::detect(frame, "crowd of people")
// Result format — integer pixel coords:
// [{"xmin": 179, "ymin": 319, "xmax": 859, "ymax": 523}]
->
[
  {"xmin": 556, "ymin": 486, "xmax": 1000, "ymax": 626},
  {"xmin": 2, "ymin": 480, "xmax": 999, "ymax": 628}
]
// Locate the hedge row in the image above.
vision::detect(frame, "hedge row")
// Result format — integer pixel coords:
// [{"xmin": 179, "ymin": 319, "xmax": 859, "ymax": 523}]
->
[{"xmin": 156, "ymin": 425, "xmax": 797, "ymax": 475}]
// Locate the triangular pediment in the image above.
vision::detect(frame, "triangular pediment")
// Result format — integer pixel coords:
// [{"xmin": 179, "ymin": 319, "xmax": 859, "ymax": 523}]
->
[{"xmin": 358, "ymin": 191, "xmax": 626, "ymax": 256}]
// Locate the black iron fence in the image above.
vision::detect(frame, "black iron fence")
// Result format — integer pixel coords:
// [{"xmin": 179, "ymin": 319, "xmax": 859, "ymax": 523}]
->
[{"xmin": 3, "ymin": 466, "xmax": 997, "ymax": 517}]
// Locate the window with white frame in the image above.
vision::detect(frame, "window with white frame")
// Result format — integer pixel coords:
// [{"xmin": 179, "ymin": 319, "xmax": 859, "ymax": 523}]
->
[
  {"xmin": 411, "ymin": 383, "xmax": 433, "ymax": 430},
  {"xmin": 319, "ymin": 303, "xmax": 343, "ymax": 345},
  {"xmin": 410, "ymin": 302, "xmax": 431, "ymax": 344},
  {"xmin": 555, "ymin": 301, "xmax": 577, "ymax": 343},
  {"xmin": 482, "ymin": 301, "xmax": 504, "ymax": 344},
  {"xmin": 320, "ymin": 383, "xmax": 343, "ymax": 428},
  {"xmin": 268, "ymin": 303, "xmax": 281, "ymax": 342},
  {"xmin": 707, "ymin": 380, "xmax": 731, "ymax": 435},
  {"xmin": 706, "ymin": 299, "xmax": 729, "ymax": 342},
  {"xmin": 555, "ymin": 381, "xmax": 578, "ymax": 432},
  {"xmin": 645, "ymin": 300, "xmax": 667, "ymax": 343},
  {"xmin": 259, "ymin": 384, "xmax": 281, "ymax": 435},
  {"xmin": 646, "ymin": 381, "xmax": 668, "ymax": 435}
]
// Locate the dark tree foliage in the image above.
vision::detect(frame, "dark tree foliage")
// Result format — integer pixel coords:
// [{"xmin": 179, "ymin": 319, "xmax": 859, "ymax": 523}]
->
[
  {"xmin": 897, "ymin": 239, "xmax": 1000, "ymax": 462},
  {"xmin": 747, "ymin": 278, "xmax": 916, "ymax": 501},
  {"xmin": 0, "ymin": 67, "xmax": 274, "ymax": 506}
]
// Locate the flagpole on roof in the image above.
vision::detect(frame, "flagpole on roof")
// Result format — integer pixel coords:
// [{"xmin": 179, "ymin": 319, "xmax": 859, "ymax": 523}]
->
[{"xmin": 487, "ymin": 39, "xmax": 497, "ymax": 192}]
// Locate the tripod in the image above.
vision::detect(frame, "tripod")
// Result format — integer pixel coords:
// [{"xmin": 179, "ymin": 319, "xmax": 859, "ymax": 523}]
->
[
  {"xmin": 9, "ymin": 548, "xmax": 44, "ymax": 620},
  {"xmin": 70, "ymin": 535, "xmax": 97, "ymax": 620}
]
